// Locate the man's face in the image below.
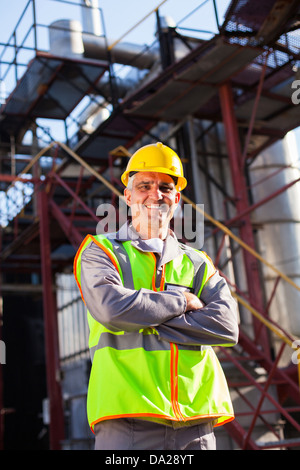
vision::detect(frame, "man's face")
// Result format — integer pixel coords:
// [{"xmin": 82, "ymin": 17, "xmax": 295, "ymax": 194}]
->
[{"xmin": 124, "ymin": 171, "xmax": 180, "ymax": 239}]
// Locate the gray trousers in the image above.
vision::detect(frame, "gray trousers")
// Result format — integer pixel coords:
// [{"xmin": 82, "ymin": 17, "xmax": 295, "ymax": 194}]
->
[{"xmin": 94, "ymin": 418, "xmax": 216, "ymax": 450}]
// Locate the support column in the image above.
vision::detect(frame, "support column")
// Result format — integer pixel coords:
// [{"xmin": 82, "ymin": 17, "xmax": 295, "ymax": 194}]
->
[
  {"xmin": 38, "ymin": 189, "xmax": 65, "ymax": 449},
  {"xmin": 219, "ymin": 82, "xmax": 270, "ymax": 353},
  {"xmin": 0, "ymin": 257, "xmax": 3, "ymax": 450}
]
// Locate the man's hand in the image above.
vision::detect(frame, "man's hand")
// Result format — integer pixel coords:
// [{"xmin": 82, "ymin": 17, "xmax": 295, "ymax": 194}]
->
[{"xmin": 183, "ymin": 292, "xmax": 204, "ymax": 311}]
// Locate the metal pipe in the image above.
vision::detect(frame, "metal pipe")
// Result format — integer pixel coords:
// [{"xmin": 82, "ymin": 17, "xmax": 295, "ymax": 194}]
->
[
  {"xmin": 82, "ymin": 35, "xmax": 159, "ymax": 69},
  {"xmin": 80, "ymin": 0, "xmax": 102, "ymax": 36}
]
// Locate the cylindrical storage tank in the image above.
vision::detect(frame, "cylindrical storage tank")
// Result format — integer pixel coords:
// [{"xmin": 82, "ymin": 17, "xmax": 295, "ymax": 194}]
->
[
  {"xmin": 49, "ymin": 19, "xmax": 84, "ymax": 58},
  {"xmin": 249, "ymin": 132, "xmax": 300, "ymax": 345}
]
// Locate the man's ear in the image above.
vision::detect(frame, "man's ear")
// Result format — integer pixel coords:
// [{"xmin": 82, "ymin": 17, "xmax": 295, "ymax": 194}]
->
[
  {"xmin": 175, "ymin": 192, "xmax": 181, "ymax": 205},
  {"xmin": 124, "ymin": 188, "xmax": 131, "ymax": 207}
]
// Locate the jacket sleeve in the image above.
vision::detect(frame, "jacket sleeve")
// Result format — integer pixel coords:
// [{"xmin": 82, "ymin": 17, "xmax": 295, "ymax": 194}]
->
[
  {"xmin": 80, "ymin": 241, "xmax": 186, "ymax": 332},
  {"xmin": 155, "ymin": 271, "xmax": 239, "ymax": 347}
]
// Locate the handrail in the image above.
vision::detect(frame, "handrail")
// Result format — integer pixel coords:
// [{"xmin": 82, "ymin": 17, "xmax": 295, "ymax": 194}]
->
[
  {"xmin": 231, "ymin": 291, "xmax": 300, "ymax": 389},
  {"xmin": 4, "ymin": 140, "xmax": 300, "ymax": 385},
  {"xmin": 4, "ymin": 141, "xmax": 123, "ymax": 199},
  {"xmin": 232, "ymin": 291, "xmax": 294, "ymax": 348}
]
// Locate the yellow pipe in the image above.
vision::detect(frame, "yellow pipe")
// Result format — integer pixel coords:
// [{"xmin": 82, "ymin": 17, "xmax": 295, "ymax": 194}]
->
[
  {"xmin": 231, "ymin": 291, "xmax": 294, "ymax": 348},
  {"xmin": 232, "ymin": 291, "xmax": 300, "ymax": 391},
  {"xmin": 58, "ymin": 142, "xmax": 123, "ymax": 198}
]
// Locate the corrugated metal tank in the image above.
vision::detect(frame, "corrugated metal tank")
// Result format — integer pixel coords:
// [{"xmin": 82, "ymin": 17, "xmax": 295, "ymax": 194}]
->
[{"xmin": 249, "ymin": 132, "xmax": 300, "ymax": 340}]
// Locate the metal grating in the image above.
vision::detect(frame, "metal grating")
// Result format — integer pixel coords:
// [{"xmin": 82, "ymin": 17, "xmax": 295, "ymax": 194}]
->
[{"xmin": 225, "ymin": 0, "xmax": 277, "ymax": 32}]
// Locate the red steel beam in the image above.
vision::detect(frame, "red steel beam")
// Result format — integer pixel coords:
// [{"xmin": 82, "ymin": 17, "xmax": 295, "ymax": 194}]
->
[
  {"xmin": 49, "ymin": 172, "xmax": 99, "ymax": 223},
  {"xmin": 219, "ymin": 82, "xmax": 270, "ymax": 353},
  {"xmin": 38, "ymin": 189, "xmax": 65, "ymax": 450},
  {"xmin": 241, "ymin": 51, "xmax": 270, "ymax": 168},
  {"xmin": 49, "ymin": 199, "xmax": 83, "ymax": 250},
  {"xmin": 0, "ymin": 174, "xmax": 40, "ymax": 183},
  {"xmin": 238, "ymin": 329, "xmax": 300, "ymax": 404},
  {"xmin": 243, "ymin": 342, "xmax": 286, "ymax": 449},
  {"xmin": 221, "ymin": 343, "xmax": 300, "ymax": 447},
  {"xmin": 224, "ymin": 419, "xmax": 259, "ymax": 450},
  {"xmin": 212, "ymin": 176, "xmax": 300, "ymax": 236}
]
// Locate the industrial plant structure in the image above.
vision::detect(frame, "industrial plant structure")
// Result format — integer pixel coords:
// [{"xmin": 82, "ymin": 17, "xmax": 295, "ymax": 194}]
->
[{"xmin": 0, "ymin": 0, "xmax": 300, "ymax": 450}]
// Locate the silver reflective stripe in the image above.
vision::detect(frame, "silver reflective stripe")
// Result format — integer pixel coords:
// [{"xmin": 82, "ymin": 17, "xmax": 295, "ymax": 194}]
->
[
  {"xmin": 90, "ymin": 331, "xmax": 203, "ymax": 361},
  {"xmin": 109, "ymin": 239, "xmax": 135, "ymax": 289},
  {"xmin": 90, "ymin": 331, "xmax": 169, "ymax": 361},
  {"xmin": 179, "ymin": 246, "xmax": 207, "ymax": 296}
]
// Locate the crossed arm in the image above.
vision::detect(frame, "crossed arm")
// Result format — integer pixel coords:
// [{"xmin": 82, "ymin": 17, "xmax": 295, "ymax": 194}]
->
[{"xmin": 80, "ymin": 242, "xmax": 239, "ymax": 347}]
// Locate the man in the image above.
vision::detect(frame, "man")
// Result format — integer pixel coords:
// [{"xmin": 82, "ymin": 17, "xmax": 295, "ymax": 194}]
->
[{"xmin": 74, "ymin": 142, "xmax": 239, "ymax": 450}]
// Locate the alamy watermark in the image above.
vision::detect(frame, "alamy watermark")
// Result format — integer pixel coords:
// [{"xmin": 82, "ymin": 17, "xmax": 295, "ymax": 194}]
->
[
  {"xmin": 95, "ymin": 197, "xmax": 205, "ymax": 249},
  {"xmin": 291, "ymin": 80, "xmax": 300, "ymax": 105},
  {"xmin": 0, "ymin": 340, "xmax": 5, "ymax": 364},
  {"xmin": 291, "ymin": 340, "xmax": 300, "ymax": 365}
]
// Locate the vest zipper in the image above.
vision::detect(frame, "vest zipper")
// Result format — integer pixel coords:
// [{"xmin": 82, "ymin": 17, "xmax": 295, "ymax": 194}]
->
[
  {"xmin": 170, "ymin": 343, "xmax": 185, "ymax": 421},
  {"xmin": 150, "ymin": 253, "xmax": 184, "ymax": 421},
  {"xmin": 149, "ymin": 252, "xmax": 165, "ymax": 291}
]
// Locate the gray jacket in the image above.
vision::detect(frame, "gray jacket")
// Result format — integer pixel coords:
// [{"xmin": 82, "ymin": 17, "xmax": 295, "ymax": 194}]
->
[{"xmin": 80, "ymin": 223, "xmax": 239, "ymax": 347}]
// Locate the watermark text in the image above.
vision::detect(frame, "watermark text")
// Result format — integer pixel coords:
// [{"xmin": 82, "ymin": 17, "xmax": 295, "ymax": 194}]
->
[
  {"xmin": 291, "ymin": 80, "xmax": 300, "ymax": 105},
  {"xmin": 291, "ymin": 340, "xmax": 300, "ymax": 365},
  {"xmin": 0, "ymin": 340, "xmax": 5, "ymax": 364},
  {"xmin": 96, "ymin": 198, "xmax": 205, "ymax": 249}
]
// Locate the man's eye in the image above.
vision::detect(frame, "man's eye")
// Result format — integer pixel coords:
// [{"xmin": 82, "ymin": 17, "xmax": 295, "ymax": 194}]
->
[{"xmin": 160, "ymin": 186, "xmax": 172, "ymax": 192}]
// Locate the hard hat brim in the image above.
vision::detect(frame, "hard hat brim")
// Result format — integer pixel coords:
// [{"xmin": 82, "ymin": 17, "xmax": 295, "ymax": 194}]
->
[{"xmin": 121, "ymin": 168, "xmax": 187, "ymax": 191}]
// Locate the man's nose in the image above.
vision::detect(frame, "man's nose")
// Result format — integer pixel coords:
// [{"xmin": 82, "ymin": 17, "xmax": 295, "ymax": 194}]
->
[{"xmin": 149, "ymin": 185, "xmax": 163, "ymax": 199}]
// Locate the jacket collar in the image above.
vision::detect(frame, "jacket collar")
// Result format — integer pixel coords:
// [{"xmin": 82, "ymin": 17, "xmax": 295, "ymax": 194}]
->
[{"xmin": 106, "ymin": 221, "xmax": 182, "ymax": 267}]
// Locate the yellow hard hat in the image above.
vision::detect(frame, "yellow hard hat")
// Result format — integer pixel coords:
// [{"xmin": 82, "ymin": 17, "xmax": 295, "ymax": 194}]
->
[{"xmin": 121, "ymin": 142, "xmax": 187, "ymax": 191}]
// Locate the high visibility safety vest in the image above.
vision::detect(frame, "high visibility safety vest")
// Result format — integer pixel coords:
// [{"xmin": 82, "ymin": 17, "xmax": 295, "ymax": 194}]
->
[{"xmin": 74, "ymin": 234, "xmax": 234, "ymax": 432}]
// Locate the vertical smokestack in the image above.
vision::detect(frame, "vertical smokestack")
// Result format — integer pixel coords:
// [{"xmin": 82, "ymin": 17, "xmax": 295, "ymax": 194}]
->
[{"xmin": 81, "ymin": 0, "xmax": 102, "ymax": 36}]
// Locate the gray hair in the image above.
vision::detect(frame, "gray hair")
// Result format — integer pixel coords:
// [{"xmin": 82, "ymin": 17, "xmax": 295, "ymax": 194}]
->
[{"xmin": 126, "ymin": 173, "xmax": 137, "ymax": 190}]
